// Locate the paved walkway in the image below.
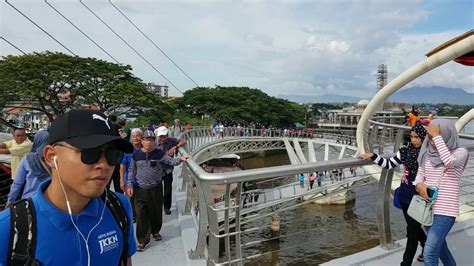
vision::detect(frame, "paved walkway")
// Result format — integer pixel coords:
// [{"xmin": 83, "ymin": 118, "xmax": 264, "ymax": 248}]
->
[
  {"xmin": 131, "ymin": 165, "xmax": 205, "ymax": 266},
  {"xmin": 324, "ymin": 218, "xmax": 474, "ymax": 266}
]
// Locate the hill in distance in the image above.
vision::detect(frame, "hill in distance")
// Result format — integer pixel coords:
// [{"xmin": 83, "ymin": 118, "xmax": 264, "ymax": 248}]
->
[{"xmin": 279, "ymin": 86, "xmax": 473, "ymax": 105}]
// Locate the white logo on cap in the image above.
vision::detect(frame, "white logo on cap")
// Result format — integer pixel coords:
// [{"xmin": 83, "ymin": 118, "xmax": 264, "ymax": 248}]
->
[{"xmin": 92, "ymin": 114, "xmax": 111, "ymax": 129}]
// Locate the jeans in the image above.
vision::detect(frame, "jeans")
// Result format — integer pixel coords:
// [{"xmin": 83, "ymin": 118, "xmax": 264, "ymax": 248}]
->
[{"xmin": 424, "ymin": 214, "xmax": 456, "ymax": 266}]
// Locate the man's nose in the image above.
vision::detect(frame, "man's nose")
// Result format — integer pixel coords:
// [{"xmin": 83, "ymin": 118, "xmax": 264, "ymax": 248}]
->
[{"xmin": 95, "ymin": 153, "xmax": 110, "ymax": 168}]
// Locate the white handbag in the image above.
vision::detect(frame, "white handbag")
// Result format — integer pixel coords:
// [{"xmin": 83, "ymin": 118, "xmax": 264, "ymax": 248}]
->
[
  {"xmin": 408, "ymin": 168, "xmax": 447, "ymax": 226},
  {"xmin": 407, "ymin": 195, "xmax": 434, "ymax": 226}
]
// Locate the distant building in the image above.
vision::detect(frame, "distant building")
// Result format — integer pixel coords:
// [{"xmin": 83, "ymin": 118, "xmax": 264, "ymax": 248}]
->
[
  {"xmin": 2, "ymin": 106, "xmax": 49, "ymax": 131},
  {"xmin": 147, "ymin": 83, "xmax": 169, "ymax": 97},
  {"xmin": 315, "ymin": 100, "xmax": 406, "ymax": 129}
]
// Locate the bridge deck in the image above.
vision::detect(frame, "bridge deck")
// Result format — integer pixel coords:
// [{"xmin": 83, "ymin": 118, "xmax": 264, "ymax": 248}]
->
[
  {"xmin": 323, "ymin": 218, "xmax": 474, "ymax": 266},
  {"xmin": 2, "ymin": 132, "xmax": 474, "ymax": 265}
]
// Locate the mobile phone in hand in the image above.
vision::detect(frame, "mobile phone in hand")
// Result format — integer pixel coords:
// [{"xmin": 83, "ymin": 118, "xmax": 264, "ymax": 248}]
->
[{"xmin": 426, "ymin": 187, "xmax": 438, "ymax": 200}]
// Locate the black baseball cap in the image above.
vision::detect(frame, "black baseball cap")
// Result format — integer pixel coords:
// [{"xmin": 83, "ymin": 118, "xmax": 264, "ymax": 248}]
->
[{"xmin": 48, "ymin": 109, "xmax": 133, "ymax": 153}]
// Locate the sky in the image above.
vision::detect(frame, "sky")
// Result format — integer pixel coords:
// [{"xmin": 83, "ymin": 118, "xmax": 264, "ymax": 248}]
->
[{"xmin": 1, "ymin": 0, "xmax": 473, "ymax": 98}]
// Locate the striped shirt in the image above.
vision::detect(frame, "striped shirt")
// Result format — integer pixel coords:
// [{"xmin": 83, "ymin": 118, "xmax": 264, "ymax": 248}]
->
[
  {"xmin": 370, "ymin": 146, "xmax": 420, "ymax": 204},
  {"xmin": 127, "ymin": 148, "xmax": 183, "ymax": 189},
  {"xmin": 413, "ymin": 135, "xmax": 469, "ymax": 217},
  {"xmin": 371, "ymin": 152, "xmax": 402, "ymax": 169}
]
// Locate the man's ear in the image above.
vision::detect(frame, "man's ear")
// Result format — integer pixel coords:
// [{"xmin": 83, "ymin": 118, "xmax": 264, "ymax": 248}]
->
[{"xmin": 43, "ymin": 145, "xmax": 57, "ymax": 169}]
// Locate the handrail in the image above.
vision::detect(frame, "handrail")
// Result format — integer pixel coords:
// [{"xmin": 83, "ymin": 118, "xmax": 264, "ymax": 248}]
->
[{"xmin": 176, "ymin": 115, "xmax": 474, "ymax": 265}]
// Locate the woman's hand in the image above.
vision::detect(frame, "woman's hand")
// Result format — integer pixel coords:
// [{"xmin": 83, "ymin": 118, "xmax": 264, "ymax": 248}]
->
[
  {"xmin": 425, "ymin": 124, "xmax": 441, "ymax": 138},
  {"xmin": 358, "ymin": 152, "xmax": 374, "ymax": 160},
  {"xmin": 416, "ymin": 183, "xmax": 429, "ymax": 200},
  {"xmin": 180, "ymin": 155, "xmax": 190, "ymax": 161}
]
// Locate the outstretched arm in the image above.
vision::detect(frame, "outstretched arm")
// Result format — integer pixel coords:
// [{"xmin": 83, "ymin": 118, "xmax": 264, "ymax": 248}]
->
[{"xmin": 359, "ymin": 151, "xmax": 403, "ymax": 169}]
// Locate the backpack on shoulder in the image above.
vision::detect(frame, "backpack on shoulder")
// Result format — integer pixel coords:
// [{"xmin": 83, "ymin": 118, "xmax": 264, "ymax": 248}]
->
[{"xmin": 7, "ymin": 190, "xmax": 129, "ymax": 266}]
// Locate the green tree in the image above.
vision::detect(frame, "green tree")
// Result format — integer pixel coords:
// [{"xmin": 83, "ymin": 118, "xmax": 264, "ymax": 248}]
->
[
  {"xmin": 0, "ymin": 51, "xmax": 160, "ymax": 124},
  {"xmin": 176, "ymin": 86, "xmax": 305, "ymax": 127}
]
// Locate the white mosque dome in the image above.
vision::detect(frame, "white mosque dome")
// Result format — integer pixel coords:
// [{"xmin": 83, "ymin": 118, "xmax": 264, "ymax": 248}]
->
[{"xmin": 357, "ymin": 99, "xmax": 370, "ymax": 106}]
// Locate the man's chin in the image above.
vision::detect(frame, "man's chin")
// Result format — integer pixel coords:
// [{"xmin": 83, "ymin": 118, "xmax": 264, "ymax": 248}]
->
[{"xmin": 83, "ymin": 184, "xmax": 109, "ymax": 198}]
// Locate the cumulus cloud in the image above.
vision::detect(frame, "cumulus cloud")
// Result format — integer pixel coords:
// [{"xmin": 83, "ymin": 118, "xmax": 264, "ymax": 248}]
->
[{"xmin": 0, "ymin": 0, "xmax": 471, "ymax": 97}]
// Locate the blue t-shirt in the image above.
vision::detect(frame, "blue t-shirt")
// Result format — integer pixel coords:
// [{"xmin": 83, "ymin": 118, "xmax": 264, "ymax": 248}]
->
[
  {"xmin": 0, "ymin": 181, "xmax": 137, "ymax": 265},
  {"xmin": 121, "ymin": 152, "xmax": 133, "ymax": 183}
]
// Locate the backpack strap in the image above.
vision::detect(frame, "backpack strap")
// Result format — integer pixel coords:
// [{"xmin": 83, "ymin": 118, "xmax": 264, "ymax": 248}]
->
[
  {"xmin": 7, "ymin": 192, "xmax": 128, "ymax": 266},
  {"xmin": 8, "ymin": 198, "xmax": 39, "ymax": 266},
  {"xmin": 101, "ymin": 190, "xmax": 129, "ymax": 266}
]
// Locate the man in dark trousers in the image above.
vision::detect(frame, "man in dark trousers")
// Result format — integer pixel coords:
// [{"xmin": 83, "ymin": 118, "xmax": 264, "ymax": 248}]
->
[
  {"xmin": 154, "ymin": 126, "xmax": 186, "ymax": 215},
  {"xmin": 126, "ymin": 130, "xmax": 188, "ymax": 251}
]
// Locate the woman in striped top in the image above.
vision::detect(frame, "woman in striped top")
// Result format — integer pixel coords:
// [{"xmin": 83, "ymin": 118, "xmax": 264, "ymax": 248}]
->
[
  {"xmin": 359, "ymin": 122, "xmax": 427, "ymax": 265},
  {"xmin": 414, "ymin": 119, "xmax": 469, "ymax": 265}
]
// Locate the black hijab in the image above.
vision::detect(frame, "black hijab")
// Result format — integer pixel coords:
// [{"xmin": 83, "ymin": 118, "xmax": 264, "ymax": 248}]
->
[{"xmin": 400, "ymin": 121, "xmax": 427, "ymax": 176}]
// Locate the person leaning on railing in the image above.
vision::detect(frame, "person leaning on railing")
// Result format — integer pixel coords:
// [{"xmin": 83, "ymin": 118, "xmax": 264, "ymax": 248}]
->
[{"xmin": 359, "ymin": 121, "xmax": 427, "ymax": 265}]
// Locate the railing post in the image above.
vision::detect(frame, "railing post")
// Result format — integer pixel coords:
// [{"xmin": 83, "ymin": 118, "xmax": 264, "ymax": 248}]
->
[
  {"xmin": 189, "ymin": 181, "xmax": 213, "ymax": 260},
  {"xmin": 376, "ymin": 168, "xmax": 398, "ymax": 249},
  {"xmin": 207, "ymin": 191, "xmax": 220, "ymax": 265},
  {"xmin": 234, "ymin": 182, "xmax": 243, "ymax": 265}
]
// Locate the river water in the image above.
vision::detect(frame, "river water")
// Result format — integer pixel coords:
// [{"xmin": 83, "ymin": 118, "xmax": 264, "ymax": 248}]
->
[
  {"xmin": 237, "ymin": 151, "xmax": 406, "ymax": 265},
  {"xmin": 236, "ymin": 120, "xmax": 474, "ymax": 265}
]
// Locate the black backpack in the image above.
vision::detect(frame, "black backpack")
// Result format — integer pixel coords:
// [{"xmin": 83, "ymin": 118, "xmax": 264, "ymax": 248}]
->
[{"xmin": 7, "ymin": 190, "xmax": 129, "ymax": 266}]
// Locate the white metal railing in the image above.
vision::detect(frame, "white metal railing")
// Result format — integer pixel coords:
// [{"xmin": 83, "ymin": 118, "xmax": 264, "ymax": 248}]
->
[{"xmin": 177, "ymin": 117, "xmax": 474, "ymax": 265}]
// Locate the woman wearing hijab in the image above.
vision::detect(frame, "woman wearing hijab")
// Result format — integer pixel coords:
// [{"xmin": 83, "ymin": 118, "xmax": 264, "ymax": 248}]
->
[
  {"xmin": 359, "ymin": 121, "xmax": 427, "ymax": 265},
  {"xmin": 414, "ymin": 119, "xmax": 468, "ymax": 265},
  {"xmin": 6, "ymin": 131, "xmax": 50, "ymax": 207}
]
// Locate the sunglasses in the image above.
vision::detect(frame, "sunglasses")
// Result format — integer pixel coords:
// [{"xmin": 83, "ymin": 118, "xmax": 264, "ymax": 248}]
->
[{"xmin": 54, "ymin": 143, "xmax": 124, "ymax": 166}]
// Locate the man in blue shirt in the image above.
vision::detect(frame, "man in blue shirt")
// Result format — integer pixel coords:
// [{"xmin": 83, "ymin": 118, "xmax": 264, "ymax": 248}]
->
[
  {"xmin": 120, "ymin": 128, "xmax": 143, "ymax": 223},
  {"xmin": 0, "ymin": 109, "xmax": 137, "ymax": 265}
]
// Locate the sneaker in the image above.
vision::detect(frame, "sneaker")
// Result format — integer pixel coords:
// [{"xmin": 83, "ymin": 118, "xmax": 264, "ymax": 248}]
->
[
  {"xmin": 165, "ymin": 209, "xmax": 171, "ymax": 215},
  {"xmin": 137, "ymin": 241, "xmax": 150, "ymax": 252},
  {"xmin": 152, "ymin": 233, "xmax": 162, "ymax": 241}
]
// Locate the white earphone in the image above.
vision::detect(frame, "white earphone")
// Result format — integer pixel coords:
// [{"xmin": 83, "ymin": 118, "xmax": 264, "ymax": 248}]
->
[{"xmin": 53, "ymin": 154, "xmax": 107, "ymax": 266}]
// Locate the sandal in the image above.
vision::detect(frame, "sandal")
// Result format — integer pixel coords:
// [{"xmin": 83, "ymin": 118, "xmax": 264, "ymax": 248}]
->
[
  {"xmin": 416, "ymin": 254, "xmax": 424, "ymax": 262},
  {"xmin": 137, "ymin": 241, "xmax": 150, "ymax": 252},
  {"xmin": 152, "ymin": 233, "xmax": 162, "ymax": 241}
]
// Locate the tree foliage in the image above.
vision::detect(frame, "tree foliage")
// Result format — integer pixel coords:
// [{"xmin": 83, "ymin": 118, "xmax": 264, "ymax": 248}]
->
[
  {"xmin": 176, "ymin": 86, "xmax": 305, "ymax": 127},
  {"xmin": 0, "ymin": 51, "xmax": 160, "ymax": 122}
]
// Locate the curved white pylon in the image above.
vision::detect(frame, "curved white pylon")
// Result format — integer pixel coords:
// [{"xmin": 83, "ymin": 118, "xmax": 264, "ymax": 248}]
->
[
  {"xmin": 456, "ymin": 108, "xmax": 474, "ymax": 132},
  {"xmin": 356, "ymin": 34, "xmax": 474, "ymax": 154}
]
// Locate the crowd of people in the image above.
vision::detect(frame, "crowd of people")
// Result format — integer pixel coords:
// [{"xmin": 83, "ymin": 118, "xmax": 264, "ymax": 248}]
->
[
  {"xmin": 0, "ymin": 108, "xmax": 469, "ymax": 265},
  {"xmin": 0, "ymin": 109, "xmax": 191, "ymax": 265}
]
